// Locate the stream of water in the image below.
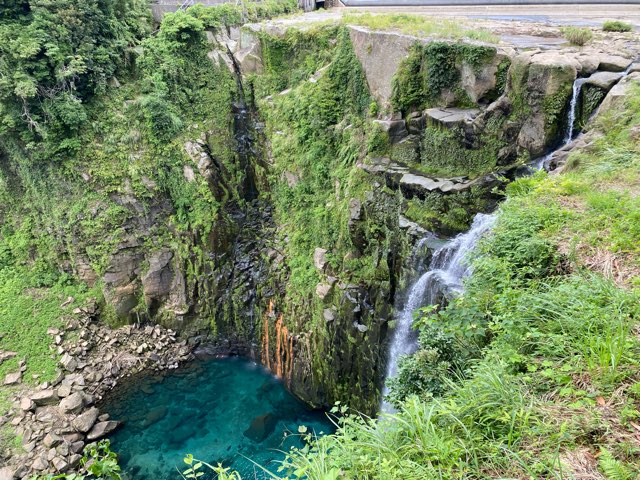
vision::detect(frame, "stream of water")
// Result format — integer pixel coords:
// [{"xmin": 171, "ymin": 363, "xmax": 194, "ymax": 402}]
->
[
  {"xmin": 103, "ymin": 358, "xmax": 333, "ymax": 480},
  {"xmin": 382, "ymin": 68, "xmax": 633, "ymax": 406}
]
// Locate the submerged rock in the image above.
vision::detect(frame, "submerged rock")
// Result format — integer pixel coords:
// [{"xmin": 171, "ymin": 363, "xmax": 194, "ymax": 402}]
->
[{"xmin": 243, "ymin": 413, "xmax": 278, "ymax": 443}]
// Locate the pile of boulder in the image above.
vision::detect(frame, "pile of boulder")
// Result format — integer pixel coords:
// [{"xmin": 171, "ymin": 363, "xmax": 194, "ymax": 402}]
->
[{"xmin": 0, "ymin": 299, "xmax": 194, "ymax": 479}]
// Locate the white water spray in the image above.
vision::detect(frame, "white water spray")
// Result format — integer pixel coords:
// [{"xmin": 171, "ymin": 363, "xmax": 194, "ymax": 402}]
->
[{"xmin": 382, "ymin": 213, "xmax": 496, "ymax": 410}]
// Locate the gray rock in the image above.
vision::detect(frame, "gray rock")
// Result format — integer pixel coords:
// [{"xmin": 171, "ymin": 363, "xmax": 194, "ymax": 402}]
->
[
  {"xmin": 354, "ymin": 323, "xmax": 369, "ymax": 333},
  {"xmin": 598, "ymin": 54, "xmax": 632, "ymax": 72},
  {"xmin": 72, "ymin": 407, "xmax": 99, "ymax": 433},
  {"xmin": 3, "ymin": 371, "xmax": 21, "ymax": 385},
  {"xmin": 59, "ymin": 392, "xmax": 85, "ymax": 414},
  {"xmin": 20, "ymin": 397, "xmax": 35, "ymax": 412},
  {"xmin": 0, "ymin": 467, "xmax": 14, "ymax": 480},
  {"xmin": 87, "ymin": 421, "xmax": 121, "ymax": 441},
  {"xmin": 68, "ymin": 454, "xmax": 82, "ymax": 469},
  {"xmin": 373, "ymin": 119, "xmax": 408, "ymax": 144},
  {"xmin": 60, "ymin": 354, "xmax": 78, "ymax": 372},
  {"xmin": 32, "ymin": 456, "xmax": 48, "ymax": 471},
  {"xmin": 585, "ymin": 71, "xmax": 624, "ymax": 90},
  {"xmin": 323, "ymin": 308, "xmax": 336, "ymax": 322},
  {"xmin": 313, "ymin": 248, "xmax": 328, "ymax": 271},
  {"xmin": 31, "ymin": 389, "xmax": 59, "ymax": 406},
  {"xmin": 315, "ymin": 283, "xmax": 332, "ymax": 300},
  {"xmin": 52, "ymin": 456, "xmax": 68, "ymax": 473},
  {"xmin": 56, "ymin": 383, "xmax": 72, "ymax": 398},
  {"xmin": 43, "ymin": 432, "xmax": 62, "ymax": 448},
  {"xmin": 425, "ymin": 108, "xmax": 480, "ymax": 128},
  {"xmin": 70, "ymin": 440, "xmax": 85, "ymax": 454}
]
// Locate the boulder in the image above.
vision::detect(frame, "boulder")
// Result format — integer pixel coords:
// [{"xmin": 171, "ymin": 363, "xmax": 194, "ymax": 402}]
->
[
  {"xmin": 243, "ymin": 413, "xmax": 278, "ymax": 442},
  {"xmin": 87, "ymin": 421, "xmax": 121, "ymax": 441},
  {"xmin": 142, "ymin": 250, "xmax": 174, "ymax": 301},
  {"xmin": 315, "ymin": 283, "xmax": 332, "ymax": 300},
  {"xmin": 0, "ymin": 467, "xmax": 14, "ymax": 480},
  {"xmin": 425, "ymin": 108, "xmax": 480, "ymax": 128},
  {"xmin": 72, "ymin": 407, "xmax": 99, "ymax": 433},
  {"xmin": 20, "ymin": 397, "xmax": 35, "ymax": 412},
  {"xmin": 3, "ymin": 371, "xmax": 21, "ymax": 385},
  {"xmin": 32, "ymin": 456, "xmax": 48, "ymax": 471},
  {"xmin": 60, "ymin": 354, "xmax": 78, "ymax": 372},
  {"xmin": 323, "ymin": 308, "xmax": 336, "ymax": 322},
  {"xmin": 59, "ymin": 392, "xmax": 85, "ymax": 414},
  {"xmin": 68, "ymin": 454, "xmax": 82, "ymax": 469},
  {"xmin": 598, "ymin": 54, "xmax": 632, "ymax": 72},
  {"xmin": 373, "ymin": 119, "xmax": 408, "ymax": 144},
  {"xmin": 584, "ymin": 71, "xmax": 624, "ymax": 90},
  {"xmin": 51, "ymin": 457, "xmax": 68, "ymax": 473},
  {"xmin": 313, "ymin": 248, "xmax": 328, "ymax": 271},
  {"xmin": 56, "ymin": 383, "xmax": 72, "ymax": 398},
  {"xmin": 142, "ymin": 405, "xmax": 168, "ymax": 428},
  {"xmin": 43, "ymin": 432, "xmax": 62, "ymax": 448},
  {"xmin": 0, "ymin": 351, "xmax": 17, "ymax": 364},
  {"xmin": 31, "ymin": 389, "xmax": 59, "ymax": 406}
]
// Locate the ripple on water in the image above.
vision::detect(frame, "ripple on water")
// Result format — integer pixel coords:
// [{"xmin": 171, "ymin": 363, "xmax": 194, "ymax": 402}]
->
[{"xmin": 102, "ymin": 357, "xmax": 334, "ymax": 480}]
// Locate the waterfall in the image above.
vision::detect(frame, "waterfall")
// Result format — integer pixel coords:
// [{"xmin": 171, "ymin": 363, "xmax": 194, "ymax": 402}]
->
[
  {"xmin": 564, "ymin": 77, "xmax": 587, "ymax": 144},
  {"xmin": 382, "ymin": 213, "xmax": 496, "ymax": 409}
]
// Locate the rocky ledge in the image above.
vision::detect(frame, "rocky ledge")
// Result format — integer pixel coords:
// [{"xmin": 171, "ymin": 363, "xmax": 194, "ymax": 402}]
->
[{"xmin": 0, "ymin": 300, "xmax": 195, "ymax": 479}]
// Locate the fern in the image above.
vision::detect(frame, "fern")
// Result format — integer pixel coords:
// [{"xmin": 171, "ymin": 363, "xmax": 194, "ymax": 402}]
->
[{"xmin": 598, "ymin": 450, "xmax": 633, "ymax": 480}]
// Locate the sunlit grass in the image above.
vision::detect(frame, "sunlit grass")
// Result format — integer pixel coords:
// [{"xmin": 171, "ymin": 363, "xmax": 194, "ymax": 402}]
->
[{"xmin": 342, "ymin": 12, "xmax": 499, "ymax": 43}]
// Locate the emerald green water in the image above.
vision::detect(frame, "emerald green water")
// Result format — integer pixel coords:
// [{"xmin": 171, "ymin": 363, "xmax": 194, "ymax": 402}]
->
[{"xmin": 103, "ymin": 357, "xmax": 333, "ymax": 480}]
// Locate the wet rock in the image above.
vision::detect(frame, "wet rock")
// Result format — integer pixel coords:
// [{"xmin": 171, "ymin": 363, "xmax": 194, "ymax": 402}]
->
[
  {"xmin": 59, "ymin": 392, "xmax": 85, "ymax": 414},
  {"xmin": 243, "ymin": 413, "xmax": 277, "ymax": 442},
  {"xmin": 142, "ymin": 405, "xmax": 167, "ymax": 427},
  {"xmin": 72, "ymin": 407, "xmax": 99, "ymax": 433},
  {"xmin": 4, "ymin": 371, "xmax": 21, "ymax": 385},
  {"xmin": 31, "ymin": 390, "xmax": 59, "ymax": 406},
  {"xmin": 87, "ymin": 421, "xmax": 120, "ymax": 441}
]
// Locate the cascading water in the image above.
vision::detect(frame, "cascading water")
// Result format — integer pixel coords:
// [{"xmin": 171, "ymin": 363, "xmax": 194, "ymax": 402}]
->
[
  {"xmin": 382, "ymin": 214, "xmax": 496, "ymax": 410},
  {"xmin": 564, "ymin": 77, "xmax": 587, "ymax": 144},
  {"xmin": 382, "ymin": 68, "xmax": 633, "ymax": 409}
]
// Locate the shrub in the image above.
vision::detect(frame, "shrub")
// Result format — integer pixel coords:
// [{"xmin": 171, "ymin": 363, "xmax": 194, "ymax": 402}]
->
[
  {"xmin": 602, "ymin": 20, "xmax": 633, "ymax": 32},
  {"xmin": 562, "ymin": 27, "xmax": 593, "ymax": 46}
]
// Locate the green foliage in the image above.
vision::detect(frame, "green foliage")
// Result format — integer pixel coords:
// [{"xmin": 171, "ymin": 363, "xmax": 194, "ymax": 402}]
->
[
  {"xmin": 562, "ymin": 26, "xmax": 593, "ymax": 46},
  {"xmin": 342, "ymin": 13, "xmax": 498, "ymax": 43},
  {"xmin": 391, "ymin": 42, "xmax": 497, "ymax": 113},
  {"xmin": 0, "ymin": 0, "xmax": 151, "ymax": 158},
  {"xmin": 418, "ymin": 124, "xmax": 503, "ymax": 177},
  {"xmin": 39, "ymin": 440, "xmax": 122, "ymax": 480},
  {"xmin": 602, "ymin": 20, "xmax": 633, "ymax": 33}
]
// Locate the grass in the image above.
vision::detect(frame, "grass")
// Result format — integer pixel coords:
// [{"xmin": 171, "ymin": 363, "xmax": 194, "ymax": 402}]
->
[
  {"xmin": 602, "ymin": 20, "xmax": 634, "ymax": 33},
  {"xmin": 562, "ymin": 26, "xmax": 593, "ymax": 46},
  {"xmin": 342, "ymin": 13, "xmax": 499, "ymax": 43}
]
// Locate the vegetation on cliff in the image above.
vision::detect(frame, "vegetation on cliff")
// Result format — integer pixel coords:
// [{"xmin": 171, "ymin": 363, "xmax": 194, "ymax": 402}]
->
[{"xmin": 276, "ymin": 84, "xmax": 640, "ymax": 479}]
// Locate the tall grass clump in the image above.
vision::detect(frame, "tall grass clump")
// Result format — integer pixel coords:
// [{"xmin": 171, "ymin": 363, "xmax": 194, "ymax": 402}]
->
[
  {"xmin": 602, "ymin": 20, "xmax": 633, "ymax": 32},
  {"xmin": 562, "ymin": 27, "xmax": 593, "ymax": 46}
]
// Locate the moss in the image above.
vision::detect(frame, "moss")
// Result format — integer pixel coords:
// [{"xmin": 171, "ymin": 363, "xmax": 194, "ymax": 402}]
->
[
  {"xmin": 418, "ymin": 124, "xmax": 503, "ymax": 178},
  {"xmin": 391, "ymin": 42, "xmax": 497, "ymax": 113}
]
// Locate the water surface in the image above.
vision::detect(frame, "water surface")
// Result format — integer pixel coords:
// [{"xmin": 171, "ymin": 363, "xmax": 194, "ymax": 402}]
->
[{"xmin": 103, "ymin": 357, "xmax": 333, "ymax": 480}]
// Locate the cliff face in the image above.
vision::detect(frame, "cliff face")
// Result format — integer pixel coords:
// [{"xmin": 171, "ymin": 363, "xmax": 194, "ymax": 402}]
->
[{"xmin": 2, "ymin": 10, "xmax": 636, "ymax": 413}]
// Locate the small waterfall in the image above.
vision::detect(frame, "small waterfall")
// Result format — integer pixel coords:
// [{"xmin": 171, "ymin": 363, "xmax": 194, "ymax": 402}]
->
[
  {"xmin": 564, "ymin": 77, "xmax": 587, "ymax": 144},
  {"xmin": 382, "ymin": 213, "xmax": 496, "ymax": 409}
]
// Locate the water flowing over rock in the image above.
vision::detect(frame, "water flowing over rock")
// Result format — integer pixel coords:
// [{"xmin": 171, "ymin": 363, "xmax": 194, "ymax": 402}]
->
[{"xmin": 382, "ymin": 213, "xmax": 496, "ymax": 410}]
